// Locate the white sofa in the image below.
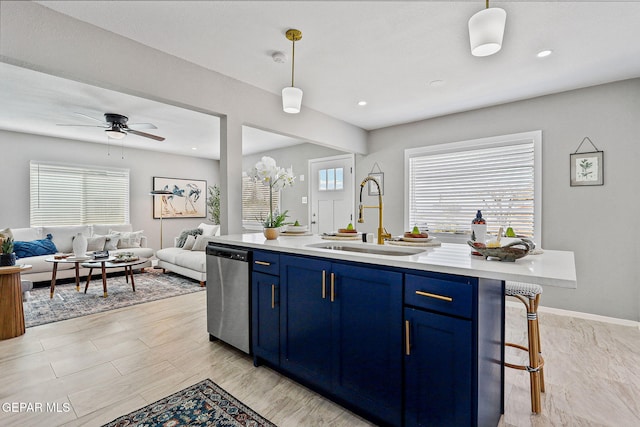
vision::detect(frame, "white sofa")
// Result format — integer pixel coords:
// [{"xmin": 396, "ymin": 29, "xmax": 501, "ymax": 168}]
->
[
  {"xmin": 155, "ymin": 224, "xmax": 219, "ymax": 286},
  {"xmin": 9, "ymin": 224, "xmax": 154, "ymax": 282}
]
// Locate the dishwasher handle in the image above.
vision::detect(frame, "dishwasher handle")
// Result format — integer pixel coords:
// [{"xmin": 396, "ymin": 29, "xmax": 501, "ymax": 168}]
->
[{"xmin": 206, "ymin": 245, "xmax": 250, "ymax": 262}]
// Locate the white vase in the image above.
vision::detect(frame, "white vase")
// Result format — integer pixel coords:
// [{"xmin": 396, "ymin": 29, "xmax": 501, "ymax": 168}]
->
[{"xmin": 73, "ymin": 233, "xmax": 88, "ymax": 257}]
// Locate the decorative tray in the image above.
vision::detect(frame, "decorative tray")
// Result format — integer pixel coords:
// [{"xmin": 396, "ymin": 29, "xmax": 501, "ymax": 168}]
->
[{"xmin": 467, "ymin": 239, "xmax": 534, "ymax": 262}]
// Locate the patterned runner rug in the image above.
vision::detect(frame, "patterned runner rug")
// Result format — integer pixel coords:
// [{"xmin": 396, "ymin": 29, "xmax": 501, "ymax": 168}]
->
[
  {"xmin": 24, "ymin": 269, "xmax": 205, "ymax": 327},
  {"xmin": 102, "ymin": 378, "xmax": 276, "ymax": 427}
]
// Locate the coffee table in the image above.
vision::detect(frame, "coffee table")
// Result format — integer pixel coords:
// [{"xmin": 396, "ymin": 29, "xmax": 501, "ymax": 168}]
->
[
  {"xmin": 45, "ymin": 256, "xmax": 107, "ymax": 299},
  {"xmin": 81, "ymin": 257, "xmax": 148, "ymax": 297}
]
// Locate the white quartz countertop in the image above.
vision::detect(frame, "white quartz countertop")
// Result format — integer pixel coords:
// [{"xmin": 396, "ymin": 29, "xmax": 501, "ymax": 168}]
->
[{"xmin": 210, "ymin": 233, "xmax": 577, "ymax": 289}]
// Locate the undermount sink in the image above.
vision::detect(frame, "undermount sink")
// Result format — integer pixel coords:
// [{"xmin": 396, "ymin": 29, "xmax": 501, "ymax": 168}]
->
[{"xmin": 306, "ymin": 242, "xmax": 425, "ymax": 257}]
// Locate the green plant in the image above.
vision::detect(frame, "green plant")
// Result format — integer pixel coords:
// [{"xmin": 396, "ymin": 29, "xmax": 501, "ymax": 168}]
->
[
  {"xmin": 261, "ymin": 210, "xmax": 290, "ymax": 229},
  {"xmin": 207, "ymin": 184, "xmax": 221, "ymax": 225},
  {"xmin": 1, "ymin": 236, "xmax": 14, "ymax": 254},
  {"xmin": 248, "ymin": 156, "xmax": 295, "ymax": 229}
]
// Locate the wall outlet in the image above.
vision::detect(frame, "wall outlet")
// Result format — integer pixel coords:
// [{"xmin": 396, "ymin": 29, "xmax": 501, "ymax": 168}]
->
[
  {"xmin": 302, "ymin": 196, "xmax": 308, "ymax": 204},
  {"xmin": 299, "ymin": 174, "xmax": 305, "ymax": 181}
]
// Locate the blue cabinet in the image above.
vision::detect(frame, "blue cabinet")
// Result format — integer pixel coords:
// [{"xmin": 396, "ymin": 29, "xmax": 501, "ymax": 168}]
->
[
  {"xmin": 252, "ymin": 271, "xmax": 280, "ymax": 366},
  {"xmin": 404, "ymin": 307, "xmax": 472, "ymax": 427},
  {"xmin": 280, "ymin": 256, "xmax": 333, "ymax": 389},
  {"xmin": 251, "ymin": 250, "xmax": 503, "ymax": 427},
  {"xmin": 279, "ymin": 255, "xmax": 403, "ymax": 426},
  {"xmin": 404, "ymin": 272, "xmax": 504, "ymax": 427}
]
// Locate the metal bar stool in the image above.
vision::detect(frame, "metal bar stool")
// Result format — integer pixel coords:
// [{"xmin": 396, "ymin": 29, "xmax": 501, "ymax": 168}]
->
[{"xmin": 505, "ymin": 282, "xmax": 545, "ymax": 413}]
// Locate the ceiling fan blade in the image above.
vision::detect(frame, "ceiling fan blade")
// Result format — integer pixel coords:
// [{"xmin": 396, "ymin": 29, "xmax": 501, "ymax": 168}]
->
[
  {"xmin": 73, "ymin": 112, "xmax": 107, "ymax": 124},
  {"xmin": 56, "ymin": 124, "xmax": 108, "ymax": 128},
  {"xmin": 125, "ymin": 128, "xmax": 165, "ymax": 141},
  {"xmin": 127, "ymin": 122, "xmax": 157, "ymax": 130}
]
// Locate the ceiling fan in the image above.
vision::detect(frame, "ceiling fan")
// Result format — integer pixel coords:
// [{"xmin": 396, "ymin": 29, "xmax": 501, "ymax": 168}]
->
[{"xmin": 57, "ymin": 112, "xmax": 165, "ymax": 141}]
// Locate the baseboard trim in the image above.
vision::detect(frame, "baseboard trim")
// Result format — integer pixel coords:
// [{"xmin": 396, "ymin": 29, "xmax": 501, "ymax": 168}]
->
[{"xmin": 505, "ymin": 300, "xmax": 640, "ymax": 329}]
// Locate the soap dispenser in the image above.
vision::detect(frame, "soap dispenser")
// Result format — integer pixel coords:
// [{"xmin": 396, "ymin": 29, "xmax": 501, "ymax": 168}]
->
[{"xmin": 471, "ymin": 210, "xmax": 487, "ymax": 255}]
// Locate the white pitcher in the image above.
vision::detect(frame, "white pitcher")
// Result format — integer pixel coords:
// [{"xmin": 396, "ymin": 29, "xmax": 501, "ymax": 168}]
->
[{"xmin": 72, "ymin": 233, "xmax": 88, "ymax": 258}]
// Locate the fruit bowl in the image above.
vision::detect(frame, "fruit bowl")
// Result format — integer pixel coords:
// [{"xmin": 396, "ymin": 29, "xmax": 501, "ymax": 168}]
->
[{"xmin": 467, "ymin": 239, "xmax": 534, "ymax": 262}]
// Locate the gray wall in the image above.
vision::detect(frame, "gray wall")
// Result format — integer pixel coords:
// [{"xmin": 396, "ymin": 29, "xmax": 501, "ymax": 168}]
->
[
  {"xmin": 361, "ymin": 79, "xmax": 640, "ymax": 321},
  {"xmin": 243, "ymin": 143, "xmax": 347, "ymax": 226},
  {"xmin": 0, "ymin": 130, "xmax": 219, "ymax": 250},
  {"xmin": 0, "ymin": 1, "xmax": 367, "ymax": 234}
]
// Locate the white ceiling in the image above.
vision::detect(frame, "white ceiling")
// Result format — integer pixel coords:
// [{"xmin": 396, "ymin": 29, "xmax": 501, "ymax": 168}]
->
[{"xmin": 3, "ymin": 1, "xmax": 640, "ymax": 158}]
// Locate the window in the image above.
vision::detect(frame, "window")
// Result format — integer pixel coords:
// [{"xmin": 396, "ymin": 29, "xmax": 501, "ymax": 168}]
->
[
  {"xmin": 405, "ymin": 131, "xmax": 541, "ymax": 244},
  {"xmin": 318, "ymin": 167, "xmax": 344, "ymax": 191},
  {"xmin": 30, "ymin": 161, "xmax": 130, "ymax": 226},
  {"xmin": 242, "ymin": 173, "xmax": 280, "ymax": 227}
]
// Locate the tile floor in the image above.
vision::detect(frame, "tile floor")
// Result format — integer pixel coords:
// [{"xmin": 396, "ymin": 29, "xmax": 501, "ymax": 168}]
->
[{"xmin": 0, "ymin": 290, "xmax": 638, "ymax": 426}]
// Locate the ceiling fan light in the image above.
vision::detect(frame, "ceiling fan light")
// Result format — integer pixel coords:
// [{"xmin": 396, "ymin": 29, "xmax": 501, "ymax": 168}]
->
[
  {"xmin": 468, "ymin": 7, "xmax": 506, "ymax": 57},
  {"xmin": 282, "ymin": 86, "xmax": 303, "ymax": 114},
  {"xmin": 105, "ymin": 127, "xmax": 126, "ymax": 139}
]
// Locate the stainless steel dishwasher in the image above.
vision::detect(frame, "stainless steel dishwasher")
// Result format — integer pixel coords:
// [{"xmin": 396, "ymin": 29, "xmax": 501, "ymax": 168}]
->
[{"xmin": 206, "ymin": 244, "xmax": 251, "ymax": 354}]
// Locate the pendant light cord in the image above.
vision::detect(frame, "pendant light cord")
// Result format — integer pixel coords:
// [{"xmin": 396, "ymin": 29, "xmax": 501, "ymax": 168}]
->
[{"xmin": 291, "ymin": 38, "xmax": 296, "ymax": 87}]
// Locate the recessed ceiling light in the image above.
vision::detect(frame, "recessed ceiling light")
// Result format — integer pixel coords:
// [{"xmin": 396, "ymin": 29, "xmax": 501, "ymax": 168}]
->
[
  {"xmin": 537, "ymin": 50, "xmax": 552, "ymax": 58},
  {"xmin": 192, "ymin": 147, "xmax": 197, "ymax": 150},
  {"xmin": 357, "ymin": 101, "xmax": 367, "ymax": 106},
  {"xmin": 429, "ymin": 80, "xmax": 445, "ymax": 87}
]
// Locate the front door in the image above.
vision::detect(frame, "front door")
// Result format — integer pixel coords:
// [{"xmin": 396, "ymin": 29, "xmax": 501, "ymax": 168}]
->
[{"xmin": 309, "ymin": 155, "xmax": 354, "ymax": 235}]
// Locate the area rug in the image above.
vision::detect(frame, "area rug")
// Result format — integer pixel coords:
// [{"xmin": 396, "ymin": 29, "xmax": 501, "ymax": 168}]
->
[
  {"xmin": 102, "ymin": 378, "xmax": 276, "ymax": 427},
  {"xmin": 24, "ymin": 269, "xmax": 205, "ymax": 328}
]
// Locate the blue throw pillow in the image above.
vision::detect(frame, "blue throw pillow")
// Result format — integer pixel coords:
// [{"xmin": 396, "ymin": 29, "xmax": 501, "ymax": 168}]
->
[{"xmin": 14, "ymin": 233, "xmax": 58, "ymax": 258}]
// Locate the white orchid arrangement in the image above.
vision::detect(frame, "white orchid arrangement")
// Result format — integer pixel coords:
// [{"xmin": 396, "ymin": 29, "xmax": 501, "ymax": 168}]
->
[{"xmin": 249, "ymin": 156, "xmax": 295, "ymax": 228}]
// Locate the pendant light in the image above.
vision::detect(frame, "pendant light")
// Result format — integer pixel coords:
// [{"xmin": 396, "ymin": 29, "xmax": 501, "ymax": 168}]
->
[
  {"xmin": 282, "ymin": 29, "xmax": 303, "ymax": 114},
  {"xmin": 468, "ymin": 0, "xmax": 506, "ymax": 57}
]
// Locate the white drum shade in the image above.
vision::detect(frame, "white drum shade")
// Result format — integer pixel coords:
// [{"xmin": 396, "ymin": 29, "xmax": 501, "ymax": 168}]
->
[
  {"xmin": 468, "ymin": 7, "xmax": 506, "ymax": 57},
  {"xmin": 282, "ymin": 86, "xmax": 303, "ymax": 114}
]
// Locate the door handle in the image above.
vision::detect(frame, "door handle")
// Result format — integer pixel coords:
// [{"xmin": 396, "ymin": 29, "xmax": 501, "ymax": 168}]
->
[
  {"xmin": 330, "ymin": 272, "xmax": 335, "ymax": 302},
  {"xmin": 255, "ymin": 261, "xmax": 271, "ymax": 266},
  {"xmin": 415, "ymin": 290, "xmax": 453, "ymax": 302},
  {"xmin": 405, "ymin": 320, "xmax": 411, "ymax": 356},
  {"xmin": 271, "ymin": 284, "xmax": 276, "ymax": 309},
  {"xmin": 322, "ymin": 270, "xmax": 326, "ymax": 299}
]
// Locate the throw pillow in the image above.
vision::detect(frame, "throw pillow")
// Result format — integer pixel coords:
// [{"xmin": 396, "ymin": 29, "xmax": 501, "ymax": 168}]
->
[
  {"xmin": 110, "ymin": 230, "xmax": 143, "ymax": 249},
  {"xmin": 191, "ymin": 234, "xmax": 211, "ymax": 252},
  {"xmin": 182, "ymin": 234, "xmax": 197, "ymax": 250},
  {"xmin": 14, "ymin": 234, "xmax": 58, "ymax": 258},
  {"xmin": 177, "ymin": 228, "xmax": 202, "ymax": 248},
  {"xmin": 198, "ymin": 223, "xmax": 219, "ymax": 237},
  {"xmin": 96, "ymin": 234, "xmax": 120, "ymax": 251},
  {"xmin": 86, "ymin": 235, "xmax": 107, "ymax": 252}
]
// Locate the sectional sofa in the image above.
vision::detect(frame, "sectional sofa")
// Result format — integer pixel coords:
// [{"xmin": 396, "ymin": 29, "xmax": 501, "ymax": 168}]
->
[{"xmin": 7, "ymin": 224, "xmax": 154, "ymax": 282}]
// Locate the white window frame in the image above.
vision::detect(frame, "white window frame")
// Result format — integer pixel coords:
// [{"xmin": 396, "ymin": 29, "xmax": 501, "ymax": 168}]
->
[
  {"xmin": 30, "ymin": 160, "xmax": 130, "ymax": 227},
  {"xmin": 404, "ymin": 130, "xmax": 542, "ymax": 246}
]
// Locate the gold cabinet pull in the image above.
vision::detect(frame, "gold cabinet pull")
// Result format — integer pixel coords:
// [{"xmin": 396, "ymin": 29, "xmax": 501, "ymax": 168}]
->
[
  {"xmin": 271, "ymin": 284, "xmax": 275, "ymax": 309},
  {"xmin": 405, "ymin": 320, "xmax": 411, "ymax": 356},
  {"xmin": 255, "ymin": 261, "xmax": 271, "ymax": 266},
  {"xmin": 415, "ymin": 290, "xmax": 453, "ymax": 302},
  {"xmin": 322, "ymin": 270, "xmax": 326, "ymax": 299},
  {"xmin": 330, "ymin": 272, "xmax": 335, "ymax": 302}
]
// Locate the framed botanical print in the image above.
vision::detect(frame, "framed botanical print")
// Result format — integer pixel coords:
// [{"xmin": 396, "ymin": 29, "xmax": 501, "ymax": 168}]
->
[
  {"xmin": 570, "ymin": 151, "xmax": 603, "ymax": 186},
  {"xmin": 153, "ymin": 177, "xmax": 207, "ymax": 218},
  {"xmin": 368, "ymin": 172, "xmax": 384, "ymax": 196}
]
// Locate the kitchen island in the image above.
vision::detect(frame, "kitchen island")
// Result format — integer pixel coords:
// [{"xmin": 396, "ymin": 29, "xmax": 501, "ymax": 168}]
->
[{"xmin": 208, "ymin": 233, "xmax": 576, "ymax": 427}]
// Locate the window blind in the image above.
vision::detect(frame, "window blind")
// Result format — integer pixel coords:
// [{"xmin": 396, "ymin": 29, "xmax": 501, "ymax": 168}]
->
[
  {"xmin": 407, "ymin": 135, "xmax": 538, "ymax": 239},
  {"xmin": 30, "ymin": 161, "xmax": 130, "ymax": 226},
  {"xmin": 242, "ymin": 174, "xmax": 280, "ymax": 224}
]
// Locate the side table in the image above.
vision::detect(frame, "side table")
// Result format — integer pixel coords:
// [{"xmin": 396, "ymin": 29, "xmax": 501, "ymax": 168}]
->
[{"xmin": 0, "ymin": 264, "xmax": 32, "ymax": 340}]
